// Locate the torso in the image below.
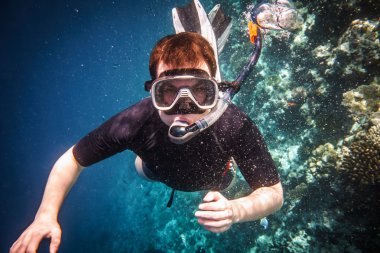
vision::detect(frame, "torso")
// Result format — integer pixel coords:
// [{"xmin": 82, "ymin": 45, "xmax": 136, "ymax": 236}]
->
[{"xmin": 73, "ymin": 98, "xmax": 280, "ymax": 191}]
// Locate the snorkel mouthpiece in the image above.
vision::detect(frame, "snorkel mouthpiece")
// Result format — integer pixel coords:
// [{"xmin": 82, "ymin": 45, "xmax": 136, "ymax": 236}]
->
[
  {"xmin": 169, "ymin": 121, "xmax": 189, "ymax": 138},
  {"xmin": 169, "ymin": 120, "xmax": 197, "ymax": 144},
  {"xmin": 168, "ymin": 91, "xmax": 231, "ymax": 144},
  {"xmin": 168, "ymin": 119, "xmax": 210, "ymax": 144}
]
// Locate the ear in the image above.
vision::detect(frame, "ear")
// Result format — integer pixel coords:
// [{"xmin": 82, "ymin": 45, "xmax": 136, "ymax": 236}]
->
[{"xmin": 144, "ymin": 80, "xmax": 153, "ymax": 91}]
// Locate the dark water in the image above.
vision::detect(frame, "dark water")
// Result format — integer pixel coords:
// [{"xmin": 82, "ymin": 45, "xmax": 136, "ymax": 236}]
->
[
  {"xmin": 0, "ymin": 0, "xmax": 186, "ymax": 251},
  {"xmin": 1, "ymin": 0, "xmax": 379, "ymax": 252}
]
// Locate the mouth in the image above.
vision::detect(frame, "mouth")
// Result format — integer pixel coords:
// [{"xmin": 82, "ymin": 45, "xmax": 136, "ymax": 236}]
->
[{"xmin": 173, "ymin": 116, "xmax": 192, "ymax": 124}]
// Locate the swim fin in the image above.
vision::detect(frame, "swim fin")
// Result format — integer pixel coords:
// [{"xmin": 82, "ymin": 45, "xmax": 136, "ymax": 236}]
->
[
  {"xmin": 172, "ymin": 0, "xmax": 232, "ymax": 81},
  {"xmin": 208, "ymin": 4, "xmax": 232, "ymax": 55}
]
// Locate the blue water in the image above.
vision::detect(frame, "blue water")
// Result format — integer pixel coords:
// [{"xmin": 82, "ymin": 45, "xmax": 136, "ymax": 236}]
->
[
  {"xmin": 1, "ymin": 0, "xmax": 379, "ymax": 252},
  {"xmin": 0, "ymin": 0, "xmax": 188, "ymax": 251}
]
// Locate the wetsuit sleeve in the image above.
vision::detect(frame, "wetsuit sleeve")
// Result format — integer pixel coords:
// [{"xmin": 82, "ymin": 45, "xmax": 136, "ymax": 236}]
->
[
  {"xmin": 232, "ymin": 117, "xmax": 280, "ymax": 191},
  {"xmin": 73, "ymin": 98, "xmax": 155, "ymax": 167}
]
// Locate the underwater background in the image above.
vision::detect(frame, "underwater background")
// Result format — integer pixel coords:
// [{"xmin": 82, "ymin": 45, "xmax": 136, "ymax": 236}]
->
[{"xmin": 1, "ymin": 0, "xmax": 379, "ymax": 252}]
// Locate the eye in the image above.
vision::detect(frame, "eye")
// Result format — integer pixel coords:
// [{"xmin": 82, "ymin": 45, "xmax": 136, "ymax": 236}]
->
[
  {"xmin": 162, "ymin": 85, "xmax": 177, "ymax": 94},
  {"xmin": 159, "ymin": 83, "xmax": 177, "ymax": 93},
  {"xmin": 193, "ymin": 86, "xmax": 207, "ymax": 93},
  {"xmin": 192, "ymin": 83, "xmax": 207, "ymax": 94}
]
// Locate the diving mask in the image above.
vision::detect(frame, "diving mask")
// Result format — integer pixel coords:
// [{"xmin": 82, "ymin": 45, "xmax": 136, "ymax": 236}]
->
[{"xmin": 148, "ymin": 69, "xmax": 219, "ymax": 115}]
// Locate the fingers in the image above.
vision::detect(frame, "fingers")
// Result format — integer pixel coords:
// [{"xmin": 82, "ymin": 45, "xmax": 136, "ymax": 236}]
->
[
  {"xmin": 200, "ymin": 192, "xmax": 229, "ymax": 211},
  {"xmin": 10, "ymin": 230, "xmax": 44, "ymax": 253},
  {"xmin": 195, "ymin": 210, "xmax": 233, "ymax": 231},
  {"xmin": 26, "ymin": 234, "xmax": 44, "ymax": 253},
  {"xmin": 197, "ymin": 214, "xmax": 233, "ymax": 233},
  {"xmin": 199, "ymin": 200, "xmax": 229, "ymax": 211},
  {"xmin": 9, "ymin": 223, "xmax": 61, "ymax": 253},
  {"xmin": 195, "ymin": 210, "xmax": 232, "ymax": 221},
  {"xmin": 195, "ymin": 191, "xmax": 234, "ymax": 233},
  {"xmin": 202, "ymin": 191, "xmax": 223, "ymax": 203},
  {"xmin": 203, "ymin": 224, "xmax": 231, "ymax": 233},
  {"xmin": 198, "ymin": 217, "xmax": 232, "ymax": 228},
  {"xmin": 49, "ymin": 228, "xmax": 62, "ymax": 253},
  {"xmin": 199, "ymin": 215, "xmax": 232, "ymax": 233}
]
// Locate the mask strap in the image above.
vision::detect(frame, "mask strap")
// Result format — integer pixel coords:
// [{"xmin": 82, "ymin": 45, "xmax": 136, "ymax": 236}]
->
[{"xmin": 158, "ymin": 68, "xmax": 210, "ymax": 78}]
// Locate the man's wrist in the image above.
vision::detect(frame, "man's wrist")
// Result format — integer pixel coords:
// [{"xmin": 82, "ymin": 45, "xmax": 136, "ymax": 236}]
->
[
  {"xmin": 35, "ymin": 208, "xmax": 58, "ymax": 222},
  {"xmin": 230, "ymin": 199, "xmax": 242, "ymax": 224}
]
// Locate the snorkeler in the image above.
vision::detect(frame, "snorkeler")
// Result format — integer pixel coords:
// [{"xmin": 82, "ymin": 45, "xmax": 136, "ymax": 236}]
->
[{"xmin": 10, "ymin": 1, "xmax": 290, "ymax": 252}]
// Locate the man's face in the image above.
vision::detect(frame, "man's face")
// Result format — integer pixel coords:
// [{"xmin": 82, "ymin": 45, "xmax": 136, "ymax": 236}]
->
[{"xmin": 155, "ymin": 61, "xmax": 212, "ymax": 126}]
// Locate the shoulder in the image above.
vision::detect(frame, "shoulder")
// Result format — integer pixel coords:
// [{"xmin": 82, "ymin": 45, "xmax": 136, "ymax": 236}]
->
[
  {"xmin": 213, "ymin": 104, "xmax": 267, "ymax": 149},
  {"xmin": 92, "ymin": 97, "xmax": 157, "ymax": 137},
  {"xmin": 107, "ymin": 97, "xmax": 156, "ymax": 125},
  {"xmin": 217, "ymin": 103, "xmax": 259, "ymax": 132},
  {"xmin": 117, "ymin": 97, "xmax": 155, "ymax": 118}
]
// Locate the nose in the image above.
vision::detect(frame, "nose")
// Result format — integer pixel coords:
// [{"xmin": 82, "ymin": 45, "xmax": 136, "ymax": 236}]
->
[{"xmin": 179, "ymin": 98, "xmax": 192, "ymax": 110}]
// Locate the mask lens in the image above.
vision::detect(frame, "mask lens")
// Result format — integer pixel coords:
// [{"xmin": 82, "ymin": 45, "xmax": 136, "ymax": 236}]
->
[
  {"xmin": 190, "ymin": 79, "xmax": 217, "ymax": 106},
  {"xmin": 152, "ymin": 77, "xmax": 217, "ymax": 110},
  {"xmin": 154, "ymin": 81, "xmax": 178, "ymax": 108}
]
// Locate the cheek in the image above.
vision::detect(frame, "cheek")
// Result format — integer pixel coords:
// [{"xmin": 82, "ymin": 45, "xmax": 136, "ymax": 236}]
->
[
  {"xmin": 196, "ymin": 94, "xmax": 207, "ymax": 104},
  {"xmin": 163, "ymin": 93, "xmax": 176, "ymax": 104},
  {"xmin": 158, "ymin": 111, "xmax": 175, "ymax": 126}
]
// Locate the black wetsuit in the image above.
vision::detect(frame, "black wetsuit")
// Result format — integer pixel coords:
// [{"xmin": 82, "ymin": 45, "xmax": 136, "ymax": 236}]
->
[{"xmin": 73, "ymin": 98, "xmax": 280, "ymax": 192}]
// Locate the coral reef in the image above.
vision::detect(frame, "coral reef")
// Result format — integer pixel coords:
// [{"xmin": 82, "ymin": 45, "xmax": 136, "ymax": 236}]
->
[
  {"xmin": 307, "ymin": 143, "xmax": 339, "ymax": 182},
  {"xmin": 226, "ymin": 0, "xmax": 380, "ymax": 252},
  {"xmin": 307, "ymin": 78, "xmax": 380, "ymax": 187},
  {"xmin": 314, "ymin": 19, "xmax": 380, "ymax": 85},
  {"xmin": 340, "ymin": 124, "xmax": 380, "ymax": 185},
  {"xmin": 342, "ymin": 78, "xmax": 380, "ymax": 125},
  {"xmin": 302, "ymin": 79, "xmax": 380, "ymax": 253}
]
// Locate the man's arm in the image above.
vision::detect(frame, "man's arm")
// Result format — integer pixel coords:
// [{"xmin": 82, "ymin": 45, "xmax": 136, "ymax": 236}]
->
[
  {"xmin": 195, "ymin": 182, "xmax": 283, "ymax": 233},
  {"xmin": 231, "ymin": 182, "xmax": 283, "ymax": 223},
  {"xmin": 10, "ymin": 146, "xmax": 84, "ymax": 253}
]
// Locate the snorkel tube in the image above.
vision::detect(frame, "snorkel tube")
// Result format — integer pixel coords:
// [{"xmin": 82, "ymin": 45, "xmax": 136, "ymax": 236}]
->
[
  {"xmin": 169, "ymin": 13, "xmax": 263, "ymax": 144},
  {"xmin": 169, "ymin": 0, "xmax": 298, "ymax": 144}
]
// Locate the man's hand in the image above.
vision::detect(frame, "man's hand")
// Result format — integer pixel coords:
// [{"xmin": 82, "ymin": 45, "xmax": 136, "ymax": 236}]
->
[
  {"xmin": 195, "ymin": 191, "xmax": 236, "ymax": 233},
  {"xmin": 10, "ymin": 147, "xmax": 83, "ymax": 253},
  {"xmin": 10, "ymin": 217, "xmax": 61, "ymax": 253}
]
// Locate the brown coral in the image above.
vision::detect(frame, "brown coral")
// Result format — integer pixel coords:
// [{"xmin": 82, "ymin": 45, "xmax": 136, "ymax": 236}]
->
[
  {"xmin": 342, "ymin": 78, "xmax": 380, "ymax": 123},
  {"xmin": 308, "ymin": 143, "xmax": 339, "ymax": 180},
  {"xmin": 313, "ymin": 19, "xmax": 380, "ymax": 84},
  {"xmin": 334, "ymin": 19, "xmax": 380, "ymax": 77},
  {"xmin": 340, "ymin": 125, "xmax": 380, "ymax": 185}
]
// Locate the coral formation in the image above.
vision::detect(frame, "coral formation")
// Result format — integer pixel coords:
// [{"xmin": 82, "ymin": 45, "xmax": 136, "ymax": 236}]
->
[
  {"xmin": 342, "ymin": 78, "xmax": 380, "ymax": 124},
  {"xmin": 227, "ymin": 1, "xmax": 380, "ymax": 252},
  {"xmin": 313, "ymin": 19, "xmax": 380, "ymax": 86},
  {"xmin": 307, "ymin": 80, "xmax": 380, "ymax": 186},
  {"xmin": 307, "ymin": 143, "xmax": 338, "ymax": 181},
  {"xmin": 340, "ymin": 124, "xmax": 380, "ymax": 185}
]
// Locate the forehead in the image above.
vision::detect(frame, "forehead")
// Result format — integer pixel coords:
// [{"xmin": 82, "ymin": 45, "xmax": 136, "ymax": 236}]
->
[{"xmin": 156, "ymin": 61, "xmax": 211, "ymax": 78}]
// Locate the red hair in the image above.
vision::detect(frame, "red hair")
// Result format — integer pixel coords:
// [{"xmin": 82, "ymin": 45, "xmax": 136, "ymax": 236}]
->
[{"xmin": 149, "ymin": 32, "xmax": 217, "ymax": 79}]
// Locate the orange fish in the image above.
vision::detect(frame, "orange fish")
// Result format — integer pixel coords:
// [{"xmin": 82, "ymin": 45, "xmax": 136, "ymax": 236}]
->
[{"xmin": 287, "ymin": 101, "xmax": 298, "ymax": 107}]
